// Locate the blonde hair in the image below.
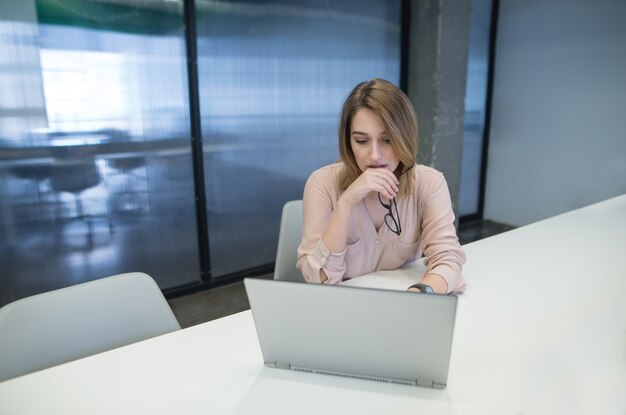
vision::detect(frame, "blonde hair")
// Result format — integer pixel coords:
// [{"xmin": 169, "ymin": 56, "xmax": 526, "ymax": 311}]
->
[{"xmin": 337, "ymin": 78, "xmax": 418, "ymax": 197}]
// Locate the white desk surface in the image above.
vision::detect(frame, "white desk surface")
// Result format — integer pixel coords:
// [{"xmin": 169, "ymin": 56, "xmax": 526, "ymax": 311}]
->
[
  {"xmin": 1, "ymin": 195, "xmax": 625, "ymax": 414},
  {"xmin": 340, "ymin": 257, "xmax": 425, "ymax": 290}
]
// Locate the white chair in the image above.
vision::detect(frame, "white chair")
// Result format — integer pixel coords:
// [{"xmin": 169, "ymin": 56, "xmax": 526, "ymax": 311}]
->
[
  {"xmin": 274, "ymin": 200, "xmax": 305, "ymax": 282},
  {"xmin": 0, "ymin": 272, "xmax": 180, "ymax": 382}
]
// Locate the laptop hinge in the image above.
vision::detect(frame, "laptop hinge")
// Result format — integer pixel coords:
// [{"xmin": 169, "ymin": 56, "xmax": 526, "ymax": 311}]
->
[
  {"xmin": 417, "ymin": 379, "xmax": 446, "ymax": 389},
  {"xmin": 265, "ymin": 361, "xmax": 291, "ymax": 370},
  {"xmin": 417, "ymin": 379, "xmax": 434, "ymax": 388},
  {"xmin": 276, "ymin": 362, "xmax": 291, "ymax": 370}
]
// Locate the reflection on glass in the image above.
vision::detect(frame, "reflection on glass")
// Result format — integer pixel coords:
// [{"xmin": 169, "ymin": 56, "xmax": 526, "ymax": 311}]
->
[
  {"xmin": 196, "ymin": 0, "xmax": 402, "ymax": 277},
  {"xmin": 0, "ymin": 0, "xmax": 200, "ymax": 306},
  {"xmin": 460, "ymin": 0, "xmax": 493, "ymax": 217}
]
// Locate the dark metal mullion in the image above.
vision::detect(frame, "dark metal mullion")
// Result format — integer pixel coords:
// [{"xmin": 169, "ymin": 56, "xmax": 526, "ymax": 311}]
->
[
  {"xmin": 399, "ymin": 0, "xmax": 411, "ymax": 93},
  {"xmin": 183, "ymin": 0, "xmax": 212, "ymax": 281},
  {"xmin": 476, "ymin": 0, "xmax": 500, "ymax": 220}
]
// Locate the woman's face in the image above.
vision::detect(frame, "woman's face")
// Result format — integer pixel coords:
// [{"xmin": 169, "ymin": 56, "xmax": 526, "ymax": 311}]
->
[{"xmin": 350, "ymin": 108, "xmax": 400, "ymax": 174}]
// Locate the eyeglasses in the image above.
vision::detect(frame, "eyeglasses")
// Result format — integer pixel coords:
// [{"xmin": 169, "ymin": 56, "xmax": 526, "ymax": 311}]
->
[
  {"xmin": 376, "ymin": 165, "xmax": 413, "ymax": 236},
  {"xmin": 378, "ymin": 192, "xmax": 401, "ymax": 235}
]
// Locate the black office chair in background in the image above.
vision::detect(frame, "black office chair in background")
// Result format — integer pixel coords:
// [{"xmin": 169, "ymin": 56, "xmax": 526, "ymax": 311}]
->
[{"xmin": 49, "ymin": 158, "xmax": 114, "ymax": 247}]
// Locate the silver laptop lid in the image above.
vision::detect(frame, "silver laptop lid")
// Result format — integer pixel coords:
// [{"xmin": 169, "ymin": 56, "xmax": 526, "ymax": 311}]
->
[{"xmin": 244, "ymin": 278, "xmax": 458, "ymax": 388}]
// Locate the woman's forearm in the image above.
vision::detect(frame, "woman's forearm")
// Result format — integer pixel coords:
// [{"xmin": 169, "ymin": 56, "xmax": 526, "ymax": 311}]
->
[{"xmin": 320, "ymin": 198, "xmax": 353, "ymax": 254}]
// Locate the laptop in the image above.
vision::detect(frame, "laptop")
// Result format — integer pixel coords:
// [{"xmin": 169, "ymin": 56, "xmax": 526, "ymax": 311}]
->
[{"xmin": 244, "ymin": 278, "xmax": 458, "ymax": 388}]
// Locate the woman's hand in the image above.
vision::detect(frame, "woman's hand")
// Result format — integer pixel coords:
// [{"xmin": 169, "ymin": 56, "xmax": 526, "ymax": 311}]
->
[
  {"xmin": 406, "ymin": 274, "xmax": 448, "ymax": 294},
  {"xmin": 319, "ymin": 168, "xmax": 398, "ymax": 267},
  {"xmin": 339, "ymin": 168, "xmax": 399, "ymax": 207}
]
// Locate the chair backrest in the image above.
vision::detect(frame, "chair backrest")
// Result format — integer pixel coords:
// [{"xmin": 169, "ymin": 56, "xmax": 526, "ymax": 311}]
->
[
  {"xmin": 274, "ymin": 200, "xmax": 304, "ymax": 282},
  {"xmin": 0, "ymin": 272, "xmax": 180, "ymax": 382}
]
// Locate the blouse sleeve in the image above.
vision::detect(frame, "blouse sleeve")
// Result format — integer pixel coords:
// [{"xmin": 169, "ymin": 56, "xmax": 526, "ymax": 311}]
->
[
  {"xmin": 420, "ymin": 172, "xmax": 466, "ymax": 293},
  {"xmin": 296, "ymin": 169, "xmax": 347, "ymax": 284}
]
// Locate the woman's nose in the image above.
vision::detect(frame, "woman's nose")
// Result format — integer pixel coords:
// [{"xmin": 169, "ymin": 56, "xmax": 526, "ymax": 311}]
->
[{"xmin": 370, "ymin": 143, "xmax": 382, "ymax": 161}]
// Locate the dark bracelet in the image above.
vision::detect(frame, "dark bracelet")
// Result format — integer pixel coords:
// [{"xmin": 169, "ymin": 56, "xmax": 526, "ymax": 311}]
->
[{"xmin": 408, "ymin": 283, "xmax": 434, "ymax": 294}]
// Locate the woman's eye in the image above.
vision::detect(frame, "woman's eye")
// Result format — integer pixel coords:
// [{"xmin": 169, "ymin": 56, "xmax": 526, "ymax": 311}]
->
[
  {"xmin": 355, "ymin": 140, "xmax": 367, "ymax": 145},
  {"xmin": 382, "ymin": 138, "xmax": 391, "ymax": 144}
]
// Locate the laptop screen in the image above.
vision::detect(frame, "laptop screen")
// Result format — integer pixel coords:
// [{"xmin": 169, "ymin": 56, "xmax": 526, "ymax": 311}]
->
[{"xmin": 244, "ymin": 278, "xmax": 458, "ymax": 388}]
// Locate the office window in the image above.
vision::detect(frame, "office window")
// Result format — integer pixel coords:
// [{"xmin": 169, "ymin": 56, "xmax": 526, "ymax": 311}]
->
[
  {"xmin": 195, "ymin": 0, "xmax": 402, "ymax": 277},
  {"xmin": 459, "ymin": 0, "xmax": 494, "ymax": 217},
  {"xmin": 1, "ymin": 0, "xmax": 403, "ymax": 305},
  {"xmin": 0, "ymin": 1, "xmax": 201, "ymax": 306}
]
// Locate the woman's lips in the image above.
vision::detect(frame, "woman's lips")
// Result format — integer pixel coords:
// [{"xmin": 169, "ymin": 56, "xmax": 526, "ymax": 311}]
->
[{"xmin": 369, "ymin": 164, "xmax": 387, "ymax": 169}]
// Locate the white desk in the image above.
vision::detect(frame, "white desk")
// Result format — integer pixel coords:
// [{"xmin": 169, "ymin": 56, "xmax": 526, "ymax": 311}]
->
[
  {"xmin": 340, "ymin": 257, "xmax": 425, "ymax": 290},
  {"xmin": 1, "ymin": 195, "xmax": 625, "ymax": 414}
]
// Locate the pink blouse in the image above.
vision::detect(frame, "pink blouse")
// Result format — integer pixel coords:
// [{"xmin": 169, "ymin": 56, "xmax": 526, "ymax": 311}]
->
[{"xmin": 296, "ymin": 162, "xmax": 466, "ymax": 293}]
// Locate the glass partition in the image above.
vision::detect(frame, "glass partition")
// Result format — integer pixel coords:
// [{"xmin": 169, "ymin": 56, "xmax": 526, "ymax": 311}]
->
[
  {"xmin": 195, "ymin": 0, "xmax": 402, "ymax": 277},
  {"xmin": 0, "ymin": 0, "xmax": 404, "ymax": 305},
  {"xmin": 0, "ymin": 0, "xmax": 201, "ymax": 306},
  {"xmin": 460, "ymin": 0, "xmax": 494, "ymax": 217}
]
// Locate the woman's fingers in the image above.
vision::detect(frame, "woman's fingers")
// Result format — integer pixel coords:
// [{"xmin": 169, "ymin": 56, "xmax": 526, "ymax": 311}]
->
[
  {"xmin": 370, "ymin": 169, "xmax": 399, "ymax": 197},
  {"xmin": 372, "ymin": 177, "xmax": 396, "ymax": 199},
  {"xmin": 342, "ymin": 168, "xmax": 400, "ymax": 205},
  {"xmin": 380, "ymin": 182, "xmax": 397, "ymax": 199},
  {"xmin": 373, "ymin": 168, "xmax": 399, "ymax": 187}
]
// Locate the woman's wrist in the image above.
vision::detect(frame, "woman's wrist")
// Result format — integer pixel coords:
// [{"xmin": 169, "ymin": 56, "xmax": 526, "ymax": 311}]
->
[
  {"xmin": 337, "ymin": 192, "xmax": 358, "ymax": 210},
  {"xmin": 408, "ymin": 283, "xmax": 434, "ymax": 294},
  {"xmin": 411, "ymin": 274, "xmax": 448, "ymax": 294}
]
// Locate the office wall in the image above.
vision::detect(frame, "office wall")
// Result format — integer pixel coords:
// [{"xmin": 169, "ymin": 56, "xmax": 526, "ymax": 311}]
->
[{"xmin": 484, "ymin": 0, "xmax": 626, "ymax": 226}]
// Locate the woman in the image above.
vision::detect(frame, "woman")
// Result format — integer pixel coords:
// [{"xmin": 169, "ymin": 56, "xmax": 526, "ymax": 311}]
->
[{"xmin": 296, "ymin": 79, "xmax": 465, "ymax": 294}]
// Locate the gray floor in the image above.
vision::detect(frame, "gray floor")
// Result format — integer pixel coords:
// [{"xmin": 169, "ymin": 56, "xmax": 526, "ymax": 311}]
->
[{"xmin": 168, "ymin": 219, "xmax": 515, "ymax": 328}]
